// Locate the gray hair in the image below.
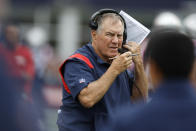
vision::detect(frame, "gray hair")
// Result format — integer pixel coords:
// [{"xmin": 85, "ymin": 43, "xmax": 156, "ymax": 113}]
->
[{"xmin": 96, "ymin": 13, "xmax": 124, "ymax": 33}]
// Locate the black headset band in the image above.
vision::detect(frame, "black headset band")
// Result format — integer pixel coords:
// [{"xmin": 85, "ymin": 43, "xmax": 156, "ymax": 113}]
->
[{"xmin": 91, "ymin": 9, "xmax": 119, "ymax": 23}]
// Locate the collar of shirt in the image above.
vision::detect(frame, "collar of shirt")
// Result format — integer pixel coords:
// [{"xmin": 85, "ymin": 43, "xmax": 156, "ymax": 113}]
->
[{"xmin": 87, "ymin": 43, "xmax": 110, "ymax": 65}]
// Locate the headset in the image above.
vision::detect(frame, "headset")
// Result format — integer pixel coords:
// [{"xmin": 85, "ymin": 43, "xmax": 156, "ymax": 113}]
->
[{"xmin": 89, "ymin": 8, "xmax": 127, "ymax": 50}]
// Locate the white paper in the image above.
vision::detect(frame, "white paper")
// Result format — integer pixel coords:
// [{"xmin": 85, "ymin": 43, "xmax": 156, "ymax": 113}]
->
[{"xmin": 119, "ymin": 10, "xmax": 150, "ymax": 45}]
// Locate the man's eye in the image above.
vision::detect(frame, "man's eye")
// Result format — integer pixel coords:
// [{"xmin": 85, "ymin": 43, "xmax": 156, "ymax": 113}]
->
[
  {"xmin": 118, "ymin": 35, "xmax": 122, "ymax": 38},
  {"xmin": 106, "ymin": 33, "xmax": 113, "ymax": 37}
]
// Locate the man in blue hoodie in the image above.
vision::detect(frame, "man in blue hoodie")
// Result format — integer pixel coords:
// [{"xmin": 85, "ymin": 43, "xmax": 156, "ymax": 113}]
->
[{"xmin": 106, "ymin": 30, "xmax": 196, "ymax": 131}]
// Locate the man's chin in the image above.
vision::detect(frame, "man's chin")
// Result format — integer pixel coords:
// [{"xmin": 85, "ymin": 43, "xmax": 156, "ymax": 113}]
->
[
  {"xmin": 108, "ymin": 54, "xmax": 118, "ymax": 59},
  {"xmin": 110, "ymin": 51, "xmax": 118, "ymax": 55}
]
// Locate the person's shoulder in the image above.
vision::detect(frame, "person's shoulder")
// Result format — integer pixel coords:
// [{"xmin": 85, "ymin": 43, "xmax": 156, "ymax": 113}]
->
[
  {"xmin": 110, "ymin": 100, "xmax": 162, "ymax": 123},
  {"xmin": 16, "ymin": 44, "xmax": 33, "ymax": 54},
  {"xmin": 76, "ymin": 43, "xmax": 92, "ymax": 56},
  {"xmin": 59, "ymin": 43, "xmax": 96, "ymax": 72},
  {"xmin": 64, "ymin": 49, "xmax": 94, "ymax": 70},
  {"xmin": 72, "ymin": 43, "xmax": 95, "ymax": 63},
  {"xmin": 106, "ymin": 104, "xmax": 145, "ymax": 131},
  {"xmin": 110, "ymin": 104, "xmax": 143, "ymax": 122},
  {"xmin": 17, "ymin": 44, "xmax": 30, "ymax": 49}
]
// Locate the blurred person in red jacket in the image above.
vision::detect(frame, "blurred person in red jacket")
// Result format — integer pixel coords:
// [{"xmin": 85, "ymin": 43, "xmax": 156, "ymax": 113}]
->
[{"xmin": 0, "ymin": 23, "xmax": 35, "ymax": 102}]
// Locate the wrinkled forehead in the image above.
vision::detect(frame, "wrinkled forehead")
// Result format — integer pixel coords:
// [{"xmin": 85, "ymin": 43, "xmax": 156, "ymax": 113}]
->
[
  {"xmin": 99, "ymin": 17, "xmax": 124, "ymax": 33},
  {"xmin": 98, "ymin": 13, "xmax": 124, "ymax": 27}
]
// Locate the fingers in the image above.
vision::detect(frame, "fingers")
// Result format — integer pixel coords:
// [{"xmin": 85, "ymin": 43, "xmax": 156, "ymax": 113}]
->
[
  {"xmin": 125, "ymin": 59, "xmax": 133, "ymax": 67},
  {"xmin": 112, "ymin": 52, "xmax": 132, "ymax": 65},
  {"xmin": 126, "ymin": 41, "xmax": 139, "ymax": 48},
  {"xmin": 123, "ymin": 44, "xmax": 132, "ymax": 52},
  {"xmin": 123, "ymin": 41, "xmax": 140, "ymax": 53},
  {"xmin": 121, "ymin": 52, "xmax": 133, "ymax": 66},
  {"xmin": 121, "ymin": 51, "xmax": 132, "ymax": 57},
  {"xmin": 111, "ymin": 51, "xmax": 133, "ymax": 74}
]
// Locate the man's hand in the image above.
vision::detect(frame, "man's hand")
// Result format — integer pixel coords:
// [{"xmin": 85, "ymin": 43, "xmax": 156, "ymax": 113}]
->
[
  {"xmin": 123, "ymin": 42, "xmax": 148, "ymax": 101},
  {"xmin": 110, "ymin": 51, "xmax": 133, "ymax": 75},
  {"xmin": 123, "ymin": 42, "xmax": 141, "ymax": 64}
]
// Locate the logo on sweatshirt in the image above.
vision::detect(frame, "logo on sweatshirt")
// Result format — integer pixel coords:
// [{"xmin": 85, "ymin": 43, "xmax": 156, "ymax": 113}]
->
[{"xmin": 79, "ymin": 78, "xmax": 86, "ymax": 83}]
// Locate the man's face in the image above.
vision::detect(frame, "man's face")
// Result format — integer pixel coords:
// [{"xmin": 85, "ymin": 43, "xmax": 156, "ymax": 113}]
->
[
  {"xmin": 92, "ymin": 18, "xmax": 124, "ymax": 61},
  {"xmin": 5, "ymin": 25, "xmax": 19, "ymax": 45}
]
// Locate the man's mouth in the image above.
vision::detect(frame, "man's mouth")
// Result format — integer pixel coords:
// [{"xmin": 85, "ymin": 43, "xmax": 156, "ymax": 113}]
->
[{"xmin": 110, "ymin": 47, "xmax": 118, "ymax": 50}]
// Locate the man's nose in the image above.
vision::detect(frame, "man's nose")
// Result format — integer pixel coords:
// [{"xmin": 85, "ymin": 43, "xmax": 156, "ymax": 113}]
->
[{"xmin": 112, "ymin": 36, "xmax": 118, "ymax": 43}]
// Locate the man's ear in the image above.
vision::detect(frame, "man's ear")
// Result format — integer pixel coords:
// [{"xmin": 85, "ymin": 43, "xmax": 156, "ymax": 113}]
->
[
  {"xmin": 91, "ymin": 30, "xmax": 97, "ymax": 41},
  {"xmin": 149, "ymin": 59, "xmax": 163, "ymax": 88}
]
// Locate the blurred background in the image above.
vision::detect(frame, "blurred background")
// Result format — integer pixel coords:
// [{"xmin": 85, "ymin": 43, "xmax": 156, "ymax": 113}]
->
[{"xmin": 0, "ymin": 0, "xmax": 196, "ymax": 130}]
